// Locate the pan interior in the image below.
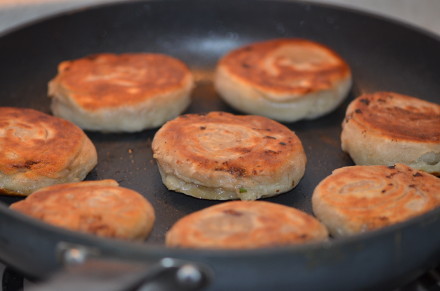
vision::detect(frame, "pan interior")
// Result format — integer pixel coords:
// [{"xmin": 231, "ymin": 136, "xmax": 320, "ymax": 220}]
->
[{"xmin": 0, "ymin": 0, "xmax": 439, "ymax": 247}]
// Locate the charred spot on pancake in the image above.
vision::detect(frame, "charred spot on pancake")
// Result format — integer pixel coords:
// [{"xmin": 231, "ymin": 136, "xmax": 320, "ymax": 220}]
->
[
  {"xmin": 359, "ymin": 98, "xmax": 370, "ymax": 105},
  {"xmin": 237, "ymin": 147, "xmax": 252, "ymax": 154},
  {"xmin": 228, "ymin": 166, "xmax": 247, "ymax": 177},
  {"xmin": 355, "ymin": 109, "xmax": 362, "ymax": 114},
  {"xmin": 387, "ymin": 165, "xmax": 396, "ymax": 169},
  {"xmin": 223, "ymin": 209, "xmax": 243, "ymax": 216},
  {"xmin": 297, "ymin": 233, "xmax": 310, "ymax": 240},
  {"xmin": 214, "ymin": 162, "xmax": 247, "ymax": 177},
  {"xmin": 265, "ymin": 150, "xmax": 281, "ymax": 155},
  {"xmin": 85, "ymin": 54, "xmax": 100, "ymax": 61},
  {"xmin": 251, "ymin": 127, "xmax": 273, "ymax": 132},
  {"xmin": 279, "ymin": 142, "xmax": 287, "ymax": 146},
  {"xmin": 12, "ymin": 160, "xmax": 40, "ymax": 170},
  {"xmin": 200, "ymin": 126, "xmax": 206, "ymax": 130},
  {"xmin": 264, "ymin": 136, "xmax": 277, "ymax": 139},
  {"xmin": 413, "ymin": 172, "xmax": 423, "ymax": 177},
  {"xmin": 385, "ymin": 172, "xmax": 398, "ymax": 179}
]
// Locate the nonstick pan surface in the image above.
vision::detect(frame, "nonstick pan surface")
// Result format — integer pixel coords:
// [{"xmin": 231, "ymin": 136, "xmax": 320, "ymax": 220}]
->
[{"xmin": 0, "ymin": 0, "xmax": 439, "ymax": 290}]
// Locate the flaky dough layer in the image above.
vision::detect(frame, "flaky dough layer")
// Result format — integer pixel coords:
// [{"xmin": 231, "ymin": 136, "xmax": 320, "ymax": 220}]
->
[
  {"xmin": 152, "ymin": 112, "xmax": 307, "ymax": 200},
  {"xmin": 10, "ymin": 180, "xmax": 155, "ymax": 240},
  {"xmin": 312, "ymin": 164, "xmax": 440, "ymax": 237},
  {"xmin": 166, "ymin": 201, "xmax": 328, "ymax": 249},
  {"xmin": 215, "ymin": 38, "xmax": 352, "ymax": 122},
  {"xmin": 48, "ymin": 53, "xmax": 194, "ymax": 132},
  {"xmin": 0, "ymin": 107, "xmax": 97, "ymax": 195},
  {"xmin": 341, "ymin": 92, "xmax": 440, "ymax": 175}
]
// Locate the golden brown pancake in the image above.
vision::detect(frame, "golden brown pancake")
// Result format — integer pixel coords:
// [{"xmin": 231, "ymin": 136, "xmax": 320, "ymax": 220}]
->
[
  {"xmin": 152, "ymin": 112, "xmax": 307, "ymax": 200},
  {"xmin": 312, "ymin": 164, "xmax": 440, "ymax": 237},
  {"xmin": 48, "ymin": 53, "xmax": 194, "ymax": 132},
  {"xmin": 214, "ymin": 38, "xmax": 352, "ymax": 122},
  {"xmin": 166, "ymin": 201, "xmax": 328, "ymax": 249},
  {"xmin": 341, "ymin": 92, "xmax": 440, "ymax": 175},
  {"xmin": 0, "ymin": 107, "xmax": 97, "ymax": 195},
  {"xmin": 10, "ymin": 180, "xmax": 155, "ymax": 240}
]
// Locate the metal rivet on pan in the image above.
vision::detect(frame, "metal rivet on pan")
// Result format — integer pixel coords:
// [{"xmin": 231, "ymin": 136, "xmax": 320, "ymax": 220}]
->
[
  {"xmin": 176, "ymin": 264, "xmax": 203, "ymax": 287},
  {"xmin": 63, "ymin": 248, "xmax": 87, "ymax": 265},
  {"xmin": 160, "ymin": 257, "xmax": 176, "ymax": 268}
]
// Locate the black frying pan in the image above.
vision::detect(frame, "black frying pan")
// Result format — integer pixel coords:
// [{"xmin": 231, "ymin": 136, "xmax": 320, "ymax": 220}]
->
[{"xmin": 0, "ymin": 0, "xmax": 439, "ymax": 290}]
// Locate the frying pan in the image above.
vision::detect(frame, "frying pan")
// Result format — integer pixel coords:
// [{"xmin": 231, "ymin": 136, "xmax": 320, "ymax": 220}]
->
[{"xmin": 0, "ymin": 0, "xmax": 439, "ymax": 290}]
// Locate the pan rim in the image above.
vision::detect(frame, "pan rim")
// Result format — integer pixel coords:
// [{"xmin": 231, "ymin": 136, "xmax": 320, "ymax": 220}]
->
[
  {"xmin": 0, "ymin": 1, "xmax": 439, "ymax": 288},
  {"xmin": 2, "ymin": 201, "xmax": 439, "ymax": 257},
  {"xmin": 0, "ymin": 0, "xmax": 439, "ymax": 258}
]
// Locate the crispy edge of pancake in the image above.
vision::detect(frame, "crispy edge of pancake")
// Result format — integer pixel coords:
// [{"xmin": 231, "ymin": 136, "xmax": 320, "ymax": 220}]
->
[
  {"xmin": 152, "ymin": 112, "xmax": 307, "ymax": 200},
  {"xmin": 341, "ymin": 92, "xmax": 440, "ymax": 175},
  {"xmin": 215, "ymin": 65, "xmax": 352, "ymax": 122},
  {"xmin": 214, "ymin": 38, "xmax": 352, "ymax": 122},
  {"xmin": 0, "ymin": 107, "xmax": 97, "ymax": 195},
  {"xmin": 10, "ymin": 180, "xmax": 155, "ymax": 240},
  {"xmin": 312, "ymin": 164, "xmax": 440, "ymax": 237},
  {"xmin": 166, "ymin": 200, "xmax": 328, "ymax": 249},
  {"xmin": 48, "ymin": 53, "xmax": 194, "ymax": 132}
]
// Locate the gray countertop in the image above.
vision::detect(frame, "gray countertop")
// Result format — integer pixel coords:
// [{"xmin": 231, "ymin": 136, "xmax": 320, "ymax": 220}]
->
[{"xmin": 0, "ymin": 0, "xmax": 439, "ymax": 37}]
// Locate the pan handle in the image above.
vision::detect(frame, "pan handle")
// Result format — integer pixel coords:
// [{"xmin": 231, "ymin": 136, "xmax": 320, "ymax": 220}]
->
[{"xmin": 27, "ymin": 243, "xmax": 212, "ymax": 291}]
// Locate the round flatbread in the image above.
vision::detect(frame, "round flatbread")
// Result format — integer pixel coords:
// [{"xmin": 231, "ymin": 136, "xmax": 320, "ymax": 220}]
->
[
  {"xmin": 0, "ymin": 107, "xmax": 97, "ymax": 195},
  {"xmin": 152, "ymin": 112, "xmax": 307, "ymax": 200},
  {"xmin": 312, "ymin": 164, "xmax": 440, "ymax": 237},
  {"xmin": 341, "ymin": 91, "xmax": 440, "ymax": 175},
  {"xmin": 215, "ymin": 38, "xmax": 352, "ymax": 122},
  {"xmin": 10, "ymin": 180, "xmax": 155, "ymax": 240},
  {"xmin": 48, "ymin": 53, "xmax": 194, "ymax": 132},
  {"xmin": 166, "ymin": 201, "xmax": 328, "ymax": 249}
]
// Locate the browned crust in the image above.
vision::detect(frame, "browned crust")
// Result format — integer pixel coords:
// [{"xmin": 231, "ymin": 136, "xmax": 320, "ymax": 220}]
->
[
  {"xmin": 49, "ymin": 53, "xmax": 192, "ymax": 110},
  {"xmin": 218, "ymin": 38, "xmax": 351, "ymax": 96},
  {"xmin": 0, "ymin": 107, "xmax": 91, "ymax": 179},
  {"xmin": 10, "ymin": 180, "xmax": 155, "ymax": 240},
  {"xmin": 166, "ymin": 201, "xmax": 328, "ymax": 249},
  {"xmin": 343, "ymin": 92, "xmax": 440, "ymax": 143},
  {"xmin": 312, "ymin": 164, "xmax": 440, "ymax": 235},
  {"xmin": 152, "ymin": 112, "xmax": 305, "ymax": 182}
]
